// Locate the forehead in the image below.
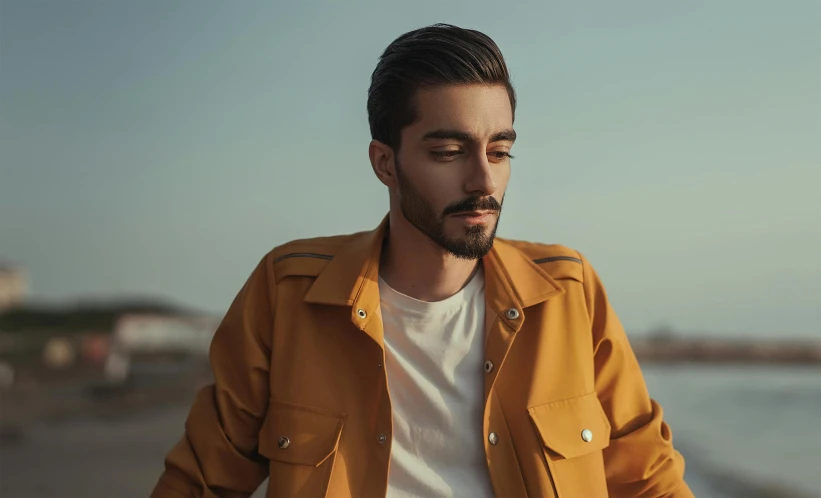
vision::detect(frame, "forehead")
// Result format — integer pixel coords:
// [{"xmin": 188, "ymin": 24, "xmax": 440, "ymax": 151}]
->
[{"xmin": 408, "ymin": 84, "xmax": 513, "ymax": 138}]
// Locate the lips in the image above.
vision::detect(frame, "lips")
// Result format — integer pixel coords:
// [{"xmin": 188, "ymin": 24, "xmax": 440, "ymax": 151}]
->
[{"xmin": 452, "ymin": 211, "xmax": 496, "ymax": 223}]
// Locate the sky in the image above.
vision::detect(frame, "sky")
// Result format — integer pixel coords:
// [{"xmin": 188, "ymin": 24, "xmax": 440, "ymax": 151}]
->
[{"xmin": 1, "ymin": 0, "xmax": 819, "ymax": 338}]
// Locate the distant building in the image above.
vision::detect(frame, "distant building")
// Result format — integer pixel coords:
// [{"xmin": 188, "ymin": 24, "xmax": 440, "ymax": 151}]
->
[
  {"xmin": 104, "ymin": 312, "xmax": 219, "ymax": 383},
  {"xmin": 0, "ymin": 264, "xmax": 27, "ymax": 311},
  {"xmin": 111, "ymin": 313, "xmax": 219, "ymax": 355}
]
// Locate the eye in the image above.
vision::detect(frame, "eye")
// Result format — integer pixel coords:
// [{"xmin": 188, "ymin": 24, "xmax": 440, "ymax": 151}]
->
[
  {"xmin": 489, "ymin": 151, "xmax": 514, "ymax": 160},
  {"xmin": 431, "ymin": 150, "xmax": 463, "ymax": 160}
]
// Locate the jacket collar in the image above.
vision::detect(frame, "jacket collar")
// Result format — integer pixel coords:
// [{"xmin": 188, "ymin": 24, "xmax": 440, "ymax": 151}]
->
[{"xmin": 304, "ymin": 215, "xmax": 565, "ymax": 318}]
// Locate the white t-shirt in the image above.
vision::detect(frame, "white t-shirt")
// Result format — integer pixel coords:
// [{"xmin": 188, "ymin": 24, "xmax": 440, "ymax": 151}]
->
[{"xmin": 379, "ymin": 266, "xmax": 495, "ymax": 498}]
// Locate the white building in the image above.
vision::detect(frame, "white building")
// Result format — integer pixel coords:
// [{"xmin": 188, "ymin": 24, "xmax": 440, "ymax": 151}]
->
[
  {"xmin": 111, "ymin": 313, "xmax": 219, "ymax": 355},
  {"xmin": 104, "ymin": 313, "xmax": 220, "ymax": 383}
]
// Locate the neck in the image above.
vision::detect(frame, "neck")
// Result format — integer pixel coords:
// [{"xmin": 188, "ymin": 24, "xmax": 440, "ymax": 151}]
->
[{"xmin": 379, "ymin": 210, "xmax": 481, "ymax": 302}]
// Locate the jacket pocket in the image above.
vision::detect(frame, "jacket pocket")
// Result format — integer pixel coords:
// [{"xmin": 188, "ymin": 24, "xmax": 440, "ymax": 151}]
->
[
  {"xmin": 258, "ymin": 398, "xmax": 346, "ymax": 498},
  {"xmin": 528, "ymin": 392, "xmax": 611, "ymax": 498}
]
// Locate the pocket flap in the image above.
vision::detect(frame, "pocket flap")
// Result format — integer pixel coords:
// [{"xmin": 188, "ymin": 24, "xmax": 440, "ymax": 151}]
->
[
  {"xmin": 527, "ymin": 392, "xmax": 611, "ymax": 459},
  {"xmin": 259, "ymin": 399, "xmax": 345, "ymax": 467}
]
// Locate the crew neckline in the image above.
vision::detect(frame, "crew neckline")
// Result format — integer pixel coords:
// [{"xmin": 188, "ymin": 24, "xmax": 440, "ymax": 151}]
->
[{"xmin": 378, "ymin": 265, "xmax": 485, "ymax": 314}]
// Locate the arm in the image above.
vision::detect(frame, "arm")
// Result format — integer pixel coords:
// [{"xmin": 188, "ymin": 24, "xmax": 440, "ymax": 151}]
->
[
  {"xmin": 581, "ymin": 254, "xmax": 694, "ymax": 498},
  {"xmin": 150, "ymin": 255, "xmax": 276, "ymax": 498}
]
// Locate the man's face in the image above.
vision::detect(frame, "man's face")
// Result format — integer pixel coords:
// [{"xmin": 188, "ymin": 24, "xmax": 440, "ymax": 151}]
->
[{"xmin": 394, "ymin": 84, "xmax": 515, "ymax": 260}]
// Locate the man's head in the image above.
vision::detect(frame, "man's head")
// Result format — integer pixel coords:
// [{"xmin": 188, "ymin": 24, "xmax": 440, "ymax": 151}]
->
[{"xmin": 368, "ymin": 24, "xmax": 516, "ymax": 260}]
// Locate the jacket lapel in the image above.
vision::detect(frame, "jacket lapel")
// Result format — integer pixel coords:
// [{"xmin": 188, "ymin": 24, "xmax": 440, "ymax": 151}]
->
[
  {"xmin": 482, "ymin": 241, "xmax": 565, "ymax": 400},
  {"xmin": 303, "ymin": 216, "xmax": 389, "ymax": 346}
]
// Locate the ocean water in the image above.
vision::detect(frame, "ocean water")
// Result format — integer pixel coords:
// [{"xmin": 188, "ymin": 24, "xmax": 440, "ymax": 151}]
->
[{"xmin": 644, "ymin": 365, "xmax": 821, "ymax": 497}]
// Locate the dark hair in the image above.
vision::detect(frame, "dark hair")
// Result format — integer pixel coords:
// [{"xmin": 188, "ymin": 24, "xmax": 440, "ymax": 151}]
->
[{"xmin": 367, "ymin": 23, "xmax": 516, "ymax": 150}]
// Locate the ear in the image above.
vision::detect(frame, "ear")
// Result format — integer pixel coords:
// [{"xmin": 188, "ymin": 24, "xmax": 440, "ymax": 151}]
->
[{"xmin": 369, "ymin": 140, "xmax": 398, "ymax": 188}]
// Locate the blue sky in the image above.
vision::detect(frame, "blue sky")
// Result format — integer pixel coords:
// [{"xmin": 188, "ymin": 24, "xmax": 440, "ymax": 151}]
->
[{"xmin": 1, "ymin": 1, "xmax": 819, "ymax": 338}]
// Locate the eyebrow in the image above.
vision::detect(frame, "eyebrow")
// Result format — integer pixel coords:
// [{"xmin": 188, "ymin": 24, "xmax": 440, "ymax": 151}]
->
[{"xmin": 422, "ymin": 128, "xmax": 517, "ymax": 144}]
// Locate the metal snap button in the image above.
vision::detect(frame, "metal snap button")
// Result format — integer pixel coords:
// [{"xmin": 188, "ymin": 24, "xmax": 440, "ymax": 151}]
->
[
  {"xmin": 377, "ymin": 432, "xmax": 387, "ymax": 444},
  {"xmin": 505, "ymin": 308, "xmax": 520, "ymax": 320},
  {"xmin": 581, "ymin": 429, "xmax": 593, "ymax": 442},
  {"xmin": 278, "ymin": 436, "xmax": 290, "ymax": 449},
  {"xmin": 484, "ymin": 360, "xmax": 494, "ymax": 373},
  {"xmin": 488, "ymin": 432, "xmax": 499, "ymax": 445},
  {"xmin": 357, "ymin": 309, "xmax": 367, "ymax": 319}
]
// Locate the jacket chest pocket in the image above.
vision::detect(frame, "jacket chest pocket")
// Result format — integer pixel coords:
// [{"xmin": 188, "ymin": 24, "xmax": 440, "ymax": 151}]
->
[
  {"xmin": 528, "ymin": 392, "xmax": 612, "ymax": 498},
  {"xmin": 258, "ymin": 398, "xmax": 346, "ymax": 498}
]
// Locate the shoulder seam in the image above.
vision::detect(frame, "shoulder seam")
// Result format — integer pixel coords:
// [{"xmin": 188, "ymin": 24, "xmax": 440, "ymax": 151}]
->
[
  {"xmin": 273, "ymin": 252, "xmax": 334, "ymax": 264},
  {"xmin": 533, "ymin": 256, "xmax": 582, "ymax": 264}
]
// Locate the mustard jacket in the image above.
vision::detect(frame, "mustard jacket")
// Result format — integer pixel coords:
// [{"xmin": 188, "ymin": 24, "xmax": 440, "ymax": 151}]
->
[{"xmin": 151, "ymin": 218, "xmax": 693, "ymax": 498}]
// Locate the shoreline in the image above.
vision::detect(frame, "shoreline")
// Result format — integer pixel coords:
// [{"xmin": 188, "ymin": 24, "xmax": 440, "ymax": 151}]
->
[{"xmin": 3, "ymin": 379, "xmax": 816, "ymax": 498}]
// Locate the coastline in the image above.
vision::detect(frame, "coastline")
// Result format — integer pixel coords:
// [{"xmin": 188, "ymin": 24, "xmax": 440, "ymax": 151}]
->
[{"xmin": 2, "ymin": 379, "xmax": 814, "ymax": 498}]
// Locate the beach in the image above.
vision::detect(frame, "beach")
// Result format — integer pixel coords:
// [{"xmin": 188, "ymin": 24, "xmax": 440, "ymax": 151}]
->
[{"xmin": 0, "ymin": 364, "xmax": 817, "ymax": 497}]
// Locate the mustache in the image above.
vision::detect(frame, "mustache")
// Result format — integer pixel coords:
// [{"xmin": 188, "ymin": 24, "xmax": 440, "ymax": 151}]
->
[{"xmin": 443, "ymin": 196, "xmax": 502, "ymax": 216}]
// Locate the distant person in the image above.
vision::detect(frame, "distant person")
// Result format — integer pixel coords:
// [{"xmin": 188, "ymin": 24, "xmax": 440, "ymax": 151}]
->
[{"xmin": 151, "ymin": 24, "xmax": 693, "ymax": 498}]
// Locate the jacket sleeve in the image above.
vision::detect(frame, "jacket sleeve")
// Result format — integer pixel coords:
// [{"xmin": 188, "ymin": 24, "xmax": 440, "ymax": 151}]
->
[
  {"xmin": 150, "ymin": 255, "xmax": 276, "ymax": 498},
  {"xmin": 581, "ymin": 254, "xmax": 694, "ymax": 498}
]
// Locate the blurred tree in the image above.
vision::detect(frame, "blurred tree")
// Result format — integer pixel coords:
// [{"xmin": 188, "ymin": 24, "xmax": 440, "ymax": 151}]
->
[
  {"xmin": 647, "ymin": 323, "xmax": 677, "ymax": 343},
  {"xmin": 0, "ymin": 299, "xmax": 197, "ymax": 334}
]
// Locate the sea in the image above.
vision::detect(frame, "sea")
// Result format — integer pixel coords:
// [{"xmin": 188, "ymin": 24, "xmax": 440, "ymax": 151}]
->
[{"xmin": 643, "ymin": 365, "xmax": 821, "ymax": 497}]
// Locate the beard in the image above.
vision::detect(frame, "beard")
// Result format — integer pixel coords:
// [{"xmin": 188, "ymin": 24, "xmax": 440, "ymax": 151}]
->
[{"xmin": 394, "ymin": 159, "xmax": 503, "ymax": 260}]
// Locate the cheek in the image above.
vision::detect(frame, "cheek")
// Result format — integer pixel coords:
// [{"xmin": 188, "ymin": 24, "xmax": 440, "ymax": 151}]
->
[
  {"xmin": 407, "ymin": 166, "xmax": 457, "ymax": 207},
  {"xmin": 422, "ymin": 190, "xmax": 452, "ymax": 216},
  {"xmin": 427, "ymin": 183, "xmax": 465, "ymax": 214}
]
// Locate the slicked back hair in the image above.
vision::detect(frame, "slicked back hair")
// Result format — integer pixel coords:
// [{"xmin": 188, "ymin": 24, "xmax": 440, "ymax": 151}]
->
[{"xmin": 367, "ymin": 24, "xmax": 516, "ymax": 151}]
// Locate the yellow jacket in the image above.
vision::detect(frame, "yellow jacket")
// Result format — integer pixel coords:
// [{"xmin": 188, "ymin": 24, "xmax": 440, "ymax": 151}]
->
[{"xmin": 151, "ymin": 218, "xmax": 693, "ymax": 498}]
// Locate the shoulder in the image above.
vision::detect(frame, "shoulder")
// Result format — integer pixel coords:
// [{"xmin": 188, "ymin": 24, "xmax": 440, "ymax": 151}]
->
[
  {"xmin": 495, "ymin": 238, "xmax": 587, "ymax": 283},
  {"xmin": 261, "ymin": 230, "xmax": 368, "ymax": 282}
]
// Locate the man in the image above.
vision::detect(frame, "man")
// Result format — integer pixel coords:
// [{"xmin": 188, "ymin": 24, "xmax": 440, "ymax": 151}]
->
[{"xmin": 151, "ymin": 24, "xmax": 693, "ymax": 498}]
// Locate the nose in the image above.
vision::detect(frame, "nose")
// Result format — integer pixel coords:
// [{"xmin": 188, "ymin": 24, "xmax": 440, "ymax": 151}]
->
[{"xmin": 463, "ymin": 154, "xmax": 496, "ymax": 196}]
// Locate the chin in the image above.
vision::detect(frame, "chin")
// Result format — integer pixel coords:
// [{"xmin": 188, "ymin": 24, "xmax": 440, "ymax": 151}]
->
[{"xmin": 445, "ymin": 221, "xmax": 486, "ymax": 237}]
